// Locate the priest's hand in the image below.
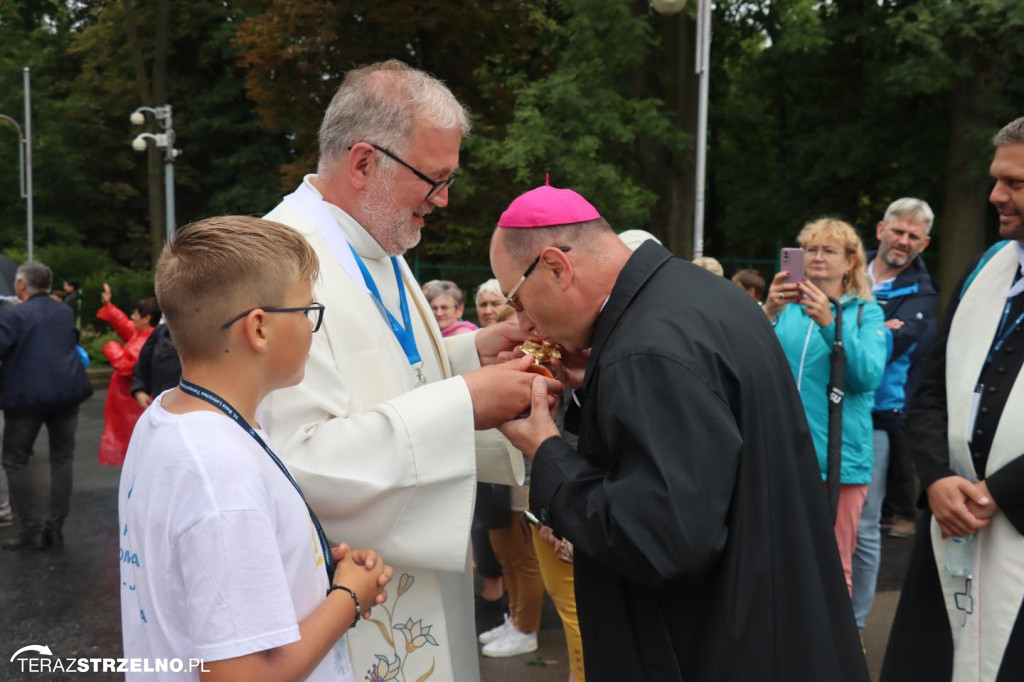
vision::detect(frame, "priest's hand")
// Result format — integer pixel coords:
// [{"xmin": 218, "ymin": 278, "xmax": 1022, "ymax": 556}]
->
[
  {"xmin": 964, "ymin": 480, "xmax": 1000, "ymax": 522},
  {"xmin": 926, "ymin": 475, "xmax": 992, "ymax": 538},
  {"xmin": 464, "ymin": 356, "xmax": 562, "ymax": 430},
  {"xmin": 498, "ymin": 376, "xmax": 561, "ymax": 458},
  {"xmin": 476, "ymin": 318, "xmax": 529, "ymax": 366}
]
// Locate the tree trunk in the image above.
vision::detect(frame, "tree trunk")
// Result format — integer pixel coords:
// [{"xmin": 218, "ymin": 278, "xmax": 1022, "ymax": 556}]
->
[
  {"xmin": 639, "ymin": 8, "xmax": 698, "ymax": 258},
  {"xmin": 936, "ymin": 73, "xmax": 992, "ymax": 309}
]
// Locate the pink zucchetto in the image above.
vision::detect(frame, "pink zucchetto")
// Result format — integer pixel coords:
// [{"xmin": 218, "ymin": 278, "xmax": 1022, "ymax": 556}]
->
[{"xmin": 497, "ymin": 174, "xmax": 601, "ymax": 229}]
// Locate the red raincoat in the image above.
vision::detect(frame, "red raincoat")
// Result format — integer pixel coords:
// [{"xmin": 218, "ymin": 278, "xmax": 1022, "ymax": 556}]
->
[{"xmin": 97, "ymin": 304, "xmax": 153, "ymax": 466}]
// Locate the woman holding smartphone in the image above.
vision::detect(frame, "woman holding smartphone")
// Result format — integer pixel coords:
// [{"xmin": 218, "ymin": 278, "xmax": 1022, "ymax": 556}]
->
[{"xmin": 764, "ymin": 218, "xmax": 887, "ymax": 596}]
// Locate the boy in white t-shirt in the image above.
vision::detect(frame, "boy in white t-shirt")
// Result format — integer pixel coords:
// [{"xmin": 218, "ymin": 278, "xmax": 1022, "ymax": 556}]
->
[{"xmin": 119, "ymin": 216, "xmax": 392, "ymax": 681}]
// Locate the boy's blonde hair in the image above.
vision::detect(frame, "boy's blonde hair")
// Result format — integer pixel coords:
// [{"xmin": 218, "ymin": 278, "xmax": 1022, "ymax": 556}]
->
[
  {"xmin": 797, "ymin": 217, "xmax": 873, "ymax": 301},
  {"xmin": 155, "ymin": 216, "xmax": 319, "ymax": 360}
]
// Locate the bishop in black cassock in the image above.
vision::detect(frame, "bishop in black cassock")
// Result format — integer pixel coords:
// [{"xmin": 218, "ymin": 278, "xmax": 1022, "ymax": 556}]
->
[{"xmin": 490, "ymin": 182, "xmax": 869, "ymax": 682}]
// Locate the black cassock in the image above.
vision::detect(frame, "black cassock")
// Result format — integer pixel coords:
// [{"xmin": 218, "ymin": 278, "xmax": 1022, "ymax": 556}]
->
[{"xmin": 530, "ymin": 242, "xmax": 868, "ymax": 682}]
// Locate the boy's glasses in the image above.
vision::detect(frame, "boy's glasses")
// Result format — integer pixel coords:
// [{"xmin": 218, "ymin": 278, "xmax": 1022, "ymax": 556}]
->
[{"xmin": 220, "ymin": 302, "xmax": 325, "ymax": 333}]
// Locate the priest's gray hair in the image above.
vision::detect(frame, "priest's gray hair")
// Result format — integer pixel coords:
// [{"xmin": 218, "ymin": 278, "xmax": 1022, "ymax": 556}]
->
[
  {"xmin": 993, "ymin": 117, "xmax": 1024, "ymax": 147},
  {"xmin": 15, "ymin": 261, "xmax": 52, "ymax": 294},
  {"xmin": 318, "ymin": 60, "xmax": 471, "ymax": 174},
  {"xmin": 501, "ymin": 218, "xmax": 614, "ymax": 267},
  {"xmin": 883, "ymin": 197, "xmax": 935, "ymax": 234}
]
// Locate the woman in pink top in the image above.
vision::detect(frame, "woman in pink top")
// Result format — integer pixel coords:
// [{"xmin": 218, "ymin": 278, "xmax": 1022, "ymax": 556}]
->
[{"xmin": 423, "ymin": 280, "xmax": 478, "ymax": 337}]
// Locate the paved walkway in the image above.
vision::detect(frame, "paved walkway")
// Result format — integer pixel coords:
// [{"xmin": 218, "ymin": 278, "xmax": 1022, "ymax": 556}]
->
[{"xmin": 0, "ymin": 390, "xmax": 912, "ymax": 680}]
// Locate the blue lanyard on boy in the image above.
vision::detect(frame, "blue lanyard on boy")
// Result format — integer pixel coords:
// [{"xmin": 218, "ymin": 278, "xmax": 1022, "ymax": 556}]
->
[
  {"xmin": 986, "ymin": 268, "xmax": 1024, "ymax": 366},
  {"xmin": 347, "ymin": 244, "xmax": 423, "ymax": 373},
  {"xmin": 177, "ymin": 379, "xmax": 335, "ymax": 584}
]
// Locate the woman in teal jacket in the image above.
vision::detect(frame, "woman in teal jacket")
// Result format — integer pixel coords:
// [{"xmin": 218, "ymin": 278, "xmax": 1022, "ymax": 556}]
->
[{"xmin": 764, "ymin": 218, "xmax": 887, "ymax": 595}]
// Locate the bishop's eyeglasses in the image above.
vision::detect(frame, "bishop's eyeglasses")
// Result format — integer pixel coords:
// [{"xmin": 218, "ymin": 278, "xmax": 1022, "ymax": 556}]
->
[{"xmin": 503, "ymin": 246, "xmax": 572, "ymax": 313}]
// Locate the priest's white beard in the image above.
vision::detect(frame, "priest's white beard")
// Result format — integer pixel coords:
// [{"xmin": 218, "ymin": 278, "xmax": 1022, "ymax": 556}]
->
[{"xmin": 358, "ymin": 164, "xmax": 428, "ymax": 256}]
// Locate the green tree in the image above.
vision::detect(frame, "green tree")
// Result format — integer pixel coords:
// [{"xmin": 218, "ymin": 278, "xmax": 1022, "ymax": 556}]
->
[
  {"xmin": 68, "ymin": 0, "xmax": 291, "ymax": 267},
  {"xmin": 470, "ymin": 0, "xmax": 687, "ymax": 250},
  {"xmin": 0, "ymin": 0, "xmax": 94, "ymax": 252},
  {"xmin": 235, "ymin": 0, "xmax": 687, "ymax": 266},
  {"xmin": 1, "ymin": 1, "xmax": 290, "ymax": 270},
  {"xmin": 234, "ymin": 0, "xmax": 556, "ymax": 267},
  {"xmin": 883, "ymin": 0, "xmax": 1024, "ymax": 297},
  {"xmin": 709, "ymin": 0, "xmax": 1022, "ymax": 293}
]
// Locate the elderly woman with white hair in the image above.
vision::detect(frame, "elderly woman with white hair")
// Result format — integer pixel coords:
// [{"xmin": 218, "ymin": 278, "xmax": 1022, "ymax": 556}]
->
[{"xmin": 474, "ymin": 278, "xmax": 508, "ymax": 328}]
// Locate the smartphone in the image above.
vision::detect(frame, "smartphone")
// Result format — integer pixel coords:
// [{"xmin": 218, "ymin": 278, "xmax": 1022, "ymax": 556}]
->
[{"xmin": 779, "ymin": 247, "xmax": 805, "ymax": 286}]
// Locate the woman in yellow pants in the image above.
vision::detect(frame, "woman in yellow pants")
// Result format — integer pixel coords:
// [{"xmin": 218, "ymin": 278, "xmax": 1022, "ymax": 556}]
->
[{"xmin": 533, "ymin": 523, "xmax": 585, "ymax": 682}]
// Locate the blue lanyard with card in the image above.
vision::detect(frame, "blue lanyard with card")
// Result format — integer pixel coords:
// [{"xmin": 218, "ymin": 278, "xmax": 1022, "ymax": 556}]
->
[
  {"xmin": 985, "ymin": 299, "xmax": 1024, "ymax": 366},
  {"xmin": 347, "ymin": 245, "xmax": 423, "ymax": 373},
  {"xmin": 177, "ymin": 379, "xmax": 335, "ymax": 584}
]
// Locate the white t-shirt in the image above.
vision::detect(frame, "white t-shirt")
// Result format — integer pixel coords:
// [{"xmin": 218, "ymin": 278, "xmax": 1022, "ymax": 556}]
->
[{"xmin": 119, "ymin": 395, "xmax": 354, "ymax": 681}]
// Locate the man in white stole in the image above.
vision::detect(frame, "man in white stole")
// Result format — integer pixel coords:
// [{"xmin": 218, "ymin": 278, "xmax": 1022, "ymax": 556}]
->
[
  {"xmin": 882, "ymin": 117, "xmax": 1024, "ymax": 682},
  {"xmin": 259, "ymin": 61, "xmax": 550, "ymax": 682}
]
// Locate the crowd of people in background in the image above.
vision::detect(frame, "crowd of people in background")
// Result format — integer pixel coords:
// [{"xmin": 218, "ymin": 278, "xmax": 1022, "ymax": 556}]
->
[
  {"xmin": 0, "ymin": 57, "xmax": 1022, "ymax": 682},
  {"xmin": 0, "ymin": 272, "xmax": 182, "ymax": 547}
]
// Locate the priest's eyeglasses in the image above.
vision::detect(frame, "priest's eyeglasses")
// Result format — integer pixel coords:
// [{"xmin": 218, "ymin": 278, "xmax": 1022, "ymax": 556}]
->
[
  {"xmin": 351, "ymin": 144, "xmax": 460, "ymax": 202},
  {"xmin": 220, "ymin": 303, "xmax": 326, "ymax": 333},
  {"xmin": 503, "ymin": 246, "xmax": 572, "ymax": 313}
]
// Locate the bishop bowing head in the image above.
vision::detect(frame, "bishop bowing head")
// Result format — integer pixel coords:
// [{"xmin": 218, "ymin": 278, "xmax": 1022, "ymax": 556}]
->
[{"xmin": 489, "ymin": 181, "xmax": 633, "ymax": 354}]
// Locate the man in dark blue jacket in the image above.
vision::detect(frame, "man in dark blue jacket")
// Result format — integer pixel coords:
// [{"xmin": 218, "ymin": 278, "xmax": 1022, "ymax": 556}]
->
[
  {"xmin": 0, "ymin": 262, "xmax": 92, "ymax": 550},
  {"xmin": 851, "ymin": 197, "xmax": 938, "ymax": 635}
]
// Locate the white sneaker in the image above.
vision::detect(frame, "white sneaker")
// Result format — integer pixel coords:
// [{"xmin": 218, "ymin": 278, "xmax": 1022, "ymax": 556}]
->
[
  {"xmin": 481, "ymin": 627, "xmax": 538, "ymax": 658},
  {"xmin": 478, "ymin": 614, "xmax": 513, "ymax": 645}
]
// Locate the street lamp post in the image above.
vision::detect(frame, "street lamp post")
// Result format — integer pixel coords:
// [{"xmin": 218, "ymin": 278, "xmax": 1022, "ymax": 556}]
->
[
  {"xmin": 692, "ymin": 0, "xmax": 711, "ymax": 259},
  {"xmin": 0, "ymin": 67, "xmax": 34, "ymax": 262},
  {"xmin": 130, "ymin": 104, "xmax": 180, "ymax": 242}
]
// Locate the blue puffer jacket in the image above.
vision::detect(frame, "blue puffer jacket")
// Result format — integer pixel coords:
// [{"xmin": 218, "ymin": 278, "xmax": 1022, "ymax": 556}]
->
[
  {"xmin": 774, "ymin": 294, "xmax": 887, "ymax": 484},
  {"xmin": 866, "ymin": 252, "xmax": 939, "ymax": 430}
]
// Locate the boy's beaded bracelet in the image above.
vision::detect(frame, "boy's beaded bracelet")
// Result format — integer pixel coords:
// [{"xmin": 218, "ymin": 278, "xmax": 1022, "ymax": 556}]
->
[{"xmin": 326, "ymin": 584, "xmax": 361, "ymax": 630}]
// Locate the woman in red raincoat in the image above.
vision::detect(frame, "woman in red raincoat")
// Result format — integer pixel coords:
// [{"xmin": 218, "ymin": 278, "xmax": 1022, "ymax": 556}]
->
[{"xmin": 96, "ymin": 283, "xmax": 158, "ymax": 465}]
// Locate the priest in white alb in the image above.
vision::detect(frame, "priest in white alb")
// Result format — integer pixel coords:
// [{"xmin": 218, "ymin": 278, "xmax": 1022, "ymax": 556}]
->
[
  {"xmin": 882, "ymin": 116, "xmax": 1024, "ymax": 682},
  {"xmin": 258, "ymin": 60, "xmax": 556, "ymax": 682}
]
